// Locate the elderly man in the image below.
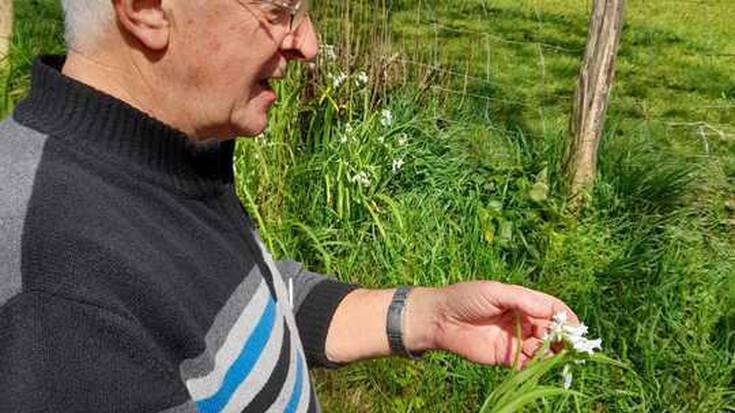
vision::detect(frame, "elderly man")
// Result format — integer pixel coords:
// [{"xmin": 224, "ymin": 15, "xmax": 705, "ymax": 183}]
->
[{"xmin": 0, "ymin": 1, "xmax": 578, "ymax": 412}]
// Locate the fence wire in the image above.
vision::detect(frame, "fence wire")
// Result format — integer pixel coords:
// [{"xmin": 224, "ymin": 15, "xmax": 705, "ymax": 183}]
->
[{"xmin": 317, "ymin": 0, "xmax": 734, "ymax": 143}]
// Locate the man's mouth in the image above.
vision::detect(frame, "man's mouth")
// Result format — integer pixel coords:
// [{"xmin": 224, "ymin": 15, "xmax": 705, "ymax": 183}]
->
[{"xmin": 258, "ymin": 79, "xmax": 273, "ymax": 90}]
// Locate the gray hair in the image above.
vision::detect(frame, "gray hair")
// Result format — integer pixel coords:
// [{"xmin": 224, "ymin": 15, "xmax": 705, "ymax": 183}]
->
[{"xmin": 60, "ymin": 0, "xmax": 115, "ymax": 48}]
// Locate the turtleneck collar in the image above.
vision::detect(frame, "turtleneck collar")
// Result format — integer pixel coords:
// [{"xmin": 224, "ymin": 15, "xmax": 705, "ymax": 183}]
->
[{"xmin": 13, "ymin": 55, "xmax": 236, "ymax": 198}]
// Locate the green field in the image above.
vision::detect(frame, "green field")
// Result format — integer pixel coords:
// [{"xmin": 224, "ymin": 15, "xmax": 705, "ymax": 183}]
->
[{"xmin": 3, "ymin": 0, "xmax": 734, "ymax": 412}]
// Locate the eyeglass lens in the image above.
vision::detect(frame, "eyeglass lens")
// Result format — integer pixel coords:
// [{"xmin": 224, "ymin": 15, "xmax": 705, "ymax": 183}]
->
[{"xmin": 291, "ymin": 0, "xmax": 309, "ymax": 31}]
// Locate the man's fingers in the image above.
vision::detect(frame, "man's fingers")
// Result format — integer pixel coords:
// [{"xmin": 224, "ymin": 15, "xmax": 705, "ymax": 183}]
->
[
  {"xmin": 489, "ymin": 283, "xmax": 579, "ymax": 325},
  {"xmin": 531, "ymin": 319, "xmax": 551, "ymax": 339},
  {"xmin": 520, "ymin": 317, "xmax": 535, "ymax": 338},
  {"xmin": 515, "ymin": 353, "xmax": 532, "ymax": 370},
  {"xmin": 515, "ymin": 338, "xmax": 549, "ymax": 370},
  {"xmin": 522, "ymin": 337, "xmax": 544, "ymax": 358},
  {"xmin": 534, "ymin": 289, "xmax": 580, "ymax": 325}
]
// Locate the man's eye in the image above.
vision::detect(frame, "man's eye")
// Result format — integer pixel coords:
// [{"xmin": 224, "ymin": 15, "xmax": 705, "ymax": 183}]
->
[{"xmin": 261, "ymin": 5, "xmax": 290, "ymax": 23}]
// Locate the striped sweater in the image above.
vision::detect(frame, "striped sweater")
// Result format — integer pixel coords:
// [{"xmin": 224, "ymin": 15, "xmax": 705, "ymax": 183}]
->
[{"xmin": 0, "ymin": 56, "xmax": 357, "ymax": 412}]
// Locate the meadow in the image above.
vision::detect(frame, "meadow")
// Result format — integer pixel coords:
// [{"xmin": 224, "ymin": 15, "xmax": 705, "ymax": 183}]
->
[{"xmin": 2, "ymin": 0, "xmax": 734, "ymax": 412}]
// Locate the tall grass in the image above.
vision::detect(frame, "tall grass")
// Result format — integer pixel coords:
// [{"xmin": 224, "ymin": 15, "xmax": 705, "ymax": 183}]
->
[
  {"xmin": 237, "ymin": 1, "xmax": 734, "ymax": 411},
  {"xmin": 4, "ymin": 0, "xmax": 734, "ymax": 412}
]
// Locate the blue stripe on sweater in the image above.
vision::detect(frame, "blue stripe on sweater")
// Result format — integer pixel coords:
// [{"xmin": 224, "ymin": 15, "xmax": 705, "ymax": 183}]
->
[
  {"xmin": 195, "ymin": 298, "xmax": 277, "ymax": 413},
  {"xmin": 284, "ymin": 353, "xmax": 305, "ymax": 413}
]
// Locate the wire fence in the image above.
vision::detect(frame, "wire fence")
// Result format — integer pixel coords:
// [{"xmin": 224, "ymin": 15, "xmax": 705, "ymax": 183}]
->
[{"xmin": 317, "ymin": 0, "xmax": 734, "ymax": 144}]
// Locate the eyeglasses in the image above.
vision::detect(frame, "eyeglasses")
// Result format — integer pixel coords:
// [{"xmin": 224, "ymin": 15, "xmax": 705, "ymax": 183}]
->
[{"xmin": 258, "ymin": 0, "xmax": 310, "ymax": 32}]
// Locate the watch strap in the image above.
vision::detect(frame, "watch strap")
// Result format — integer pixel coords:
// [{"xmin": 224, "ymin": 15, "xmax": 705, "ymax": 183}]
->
[{"xmin": 386, "ymin": 286, "xmax": 424, "ymax": 360}]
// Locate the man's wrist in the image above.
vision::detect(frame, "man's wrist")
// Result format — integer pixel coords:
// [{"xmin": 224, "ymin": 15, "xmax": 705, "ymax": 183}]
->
[
  {"xmin": 323, "ymin": 286, "xmax": 446, "ymax": 365},
  {"xmin": 403, "ymin": 287, "xmax": 446, "ymax": 353}
]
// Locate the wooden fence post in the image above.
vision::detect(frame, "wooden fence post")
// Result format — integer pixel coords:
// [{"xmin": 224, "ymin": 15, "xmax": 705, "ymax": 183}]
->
[
  {"xmin": 563, "ymin": 0, "xmax": 626, "ymax": 211},
  {"xmin": 0, "ymin": 0, "xmax": 12, "ymax": 65}
]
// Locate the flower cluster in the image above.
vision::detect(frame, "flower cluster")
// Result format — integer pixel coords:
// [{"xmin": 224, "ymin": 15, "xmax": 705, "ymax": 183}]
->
[
  {"xmin": 546, "ymin": 312, "xmax": 602, "ymax": 356},
  {"xmin": 350, "ymin": 171, "xmax": 371, "ymax": 188},
  {"xmin": 396, "ymin": 133, "xmax": 408, "ymax": 147},
  {"xmin": 392, "ymin": 158, "xmax": 405, "ymax": 173},
  {"xmin": 544, "ymin": 311, "xmax": 602, "ymax": 389},
  {"xmin": 380, "ymin": 109, "xmax": 393, "ymax": 128},
  {"xmin": 321, "ymin": 44, "xmax": 337, "ymax": 61},
  {"xmin": 338, "ymin": 122, "xmax": 357, "ymax": 144},
  {"xmin": 331, "ymin": 71, "xmax": 348, "ymax": 90},
  {"xmin": 355, "ymin": 71, "xmax": 369, "ymax": 88}
]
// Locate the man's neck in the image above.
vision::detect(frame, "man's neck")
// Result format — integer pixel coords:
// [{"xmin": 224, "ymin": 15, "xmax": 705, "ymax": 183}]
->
[{"xmin": 61, "ymin": 47, "xmax": 198, "ymax": 139}]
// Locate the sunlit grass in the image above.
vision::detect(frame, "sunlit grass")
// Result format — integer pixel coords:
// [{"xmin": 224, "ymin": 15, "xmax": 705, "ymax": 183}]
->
[{"xmin": 3, "ymin": 0, "xmax": 734, "ymax": 412}]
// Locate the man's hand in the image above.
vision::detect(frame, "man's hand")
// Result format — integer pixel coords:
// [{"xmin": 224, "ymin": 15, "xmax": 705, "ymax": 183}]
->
[{"xmin": 405, "ymin": 281, "xmax": 579, "ymax": 368}]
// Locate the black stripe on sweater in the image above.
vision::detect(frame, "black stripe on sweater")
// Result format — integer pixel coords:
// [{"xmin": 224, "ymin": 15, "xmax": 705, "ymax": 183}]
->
[{"xmin": 241, "ymin": 321, "xmax": 292, "ymax": 413}]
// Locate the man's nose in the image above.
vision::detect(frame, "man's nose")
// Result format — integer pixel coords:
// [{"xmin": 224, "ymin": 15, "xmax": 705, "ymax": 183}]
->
[{"xmin": 280, "ymin": 17, "xmax": 319, "ymax": 62}]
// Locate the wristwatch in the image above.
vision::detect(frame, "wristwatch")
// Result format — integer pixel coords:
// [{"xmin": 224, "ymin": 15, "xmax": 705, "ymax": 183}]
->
[{"xmin": 386, "ymin": 286, "xmax": 424, "ymax": 360}]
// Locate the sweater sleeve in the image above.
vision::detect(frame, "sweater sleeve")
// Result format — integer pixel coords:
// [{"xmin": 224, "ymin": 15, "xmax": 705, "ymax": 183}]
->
[
  {"xmin": 0, "ymin": 292, "xmax": 195, "ymax": 413},
  {"xmin": 275, "ymin": 260, "xmax": 359, "ymax": 369}
]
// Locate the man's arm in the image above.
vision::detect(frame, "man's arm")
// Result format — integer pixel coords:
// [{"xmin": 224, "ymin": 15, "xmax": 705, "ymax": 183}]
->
[
  {"xmin": 275, "ymin": 260, "xmax": 438, "ymax": 364},
  {"xmin": 324, "ymin": 282, "xmax": 579, "ymax": 368},
  {"xmin": 323, "ymin": 287, "xmax": 442, "ymax": 364},
  {"xmin": 274, "ymin": 260, "xmax": 359, "ymax": 368},
  {"xmin": 272, "ymin": 252, "xmax": 579, "ymax": 368}
]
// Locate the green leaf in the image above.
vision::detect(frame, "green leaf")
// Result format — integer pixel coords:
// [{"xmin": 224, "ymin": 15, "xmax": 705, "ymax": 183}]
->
[
  {"xmin": 498, "ymin": 219, "xmax": 513, "ymax": 243},
  {"xmin": 487, "ymin": 200, "xmax": 504, "ymax": 213},
  {"xmin": 493, "ymin": 387, "xmax": 582, "ymax": 413},
  {"xmin": 529, "ymin": 181, "xmax": 549, "ymax": 203},
  {"xmin": 484, "ymin": 227, "xmax": 496, "ymax": 243},
  {"xmin": 485, "ymin": 354, "xmax": 565, "ymax": 410}
]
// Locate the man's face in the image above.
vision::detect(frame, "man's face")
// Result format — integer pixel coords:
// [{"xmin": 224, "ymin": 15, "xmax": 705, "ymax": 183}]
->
[{"xmin": 169, "ymin": 0, "xmax": 318, "ymax": 138}]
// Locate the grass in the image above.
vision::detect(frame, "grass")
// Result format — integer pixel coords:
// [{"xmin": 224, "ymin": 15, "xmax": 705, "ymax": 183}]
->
[{"xmin": 3, "ymin": 0, "xmax": 734, "ymax": 412}]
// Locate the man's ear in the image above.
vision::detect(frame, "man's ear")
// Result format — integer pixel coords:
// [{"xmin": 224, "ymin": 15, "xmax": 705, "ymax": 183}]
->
[{"xmin": 113, "ymin": 0, "xmax": 170, "ymax": 51}]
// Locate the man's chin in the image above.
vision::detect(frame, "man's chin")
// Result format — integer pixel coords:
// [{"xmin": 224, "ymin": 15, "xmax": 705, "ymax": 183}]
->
[
  {"xmin": 240, "ymin": 120, "xmax": 268, "ymax": 138},
  {"xmin": 228, "ymin": 111, "xmax": 269, "ymax": 138},
  {"xmin": 192, "ymin": 121, "xmax": 265, "ymax": 140}
]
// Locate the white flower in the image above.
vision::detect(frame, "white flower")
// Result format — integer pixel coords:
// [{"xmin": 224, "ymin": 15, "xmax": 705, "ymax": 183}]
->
[
  {"xmin": 563, "ymin": 323, "xmax": 589, "ymax": 338},
  {"xmin": 380, "ymin": 109, "xmax": 393, "ymax": 128},
  {"xmin": 350, "ymin": 171, "xmax": 371, "ymax": 188},
  {"xmin": 338, "ymin": 123, "xmax": 357, "ymax": 144},
  {"xmin": 570, "ymin": 337, "xmax": 602, "ymax": 355},
  {"xmin": 392, "ymin": 158, "xmax": 405, "ymax": 173},
  {"xmin": 397, "ymin": 133, "xmax": 408, "ymax": 147},
  {"xmin": 355, "ymin": 71, "xmax": 369, "ymax": 87},
  {"xmin": 322, "ymin": 44, "xmax": 337, "ymax": 61},
  {"xmin": 332, "ymin": 71, "xmax": 347, "ymax": 89},
  {"xmin": 561, "ymin": 364, "xmax": 573, "ymax": 390},
  {"xmin": 552, "ymin": 311, "xmax": 567, "ymax": 325},
  {"xmin": 547, "ymin": 311, "xmax": 601, "ymax": 354}
]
